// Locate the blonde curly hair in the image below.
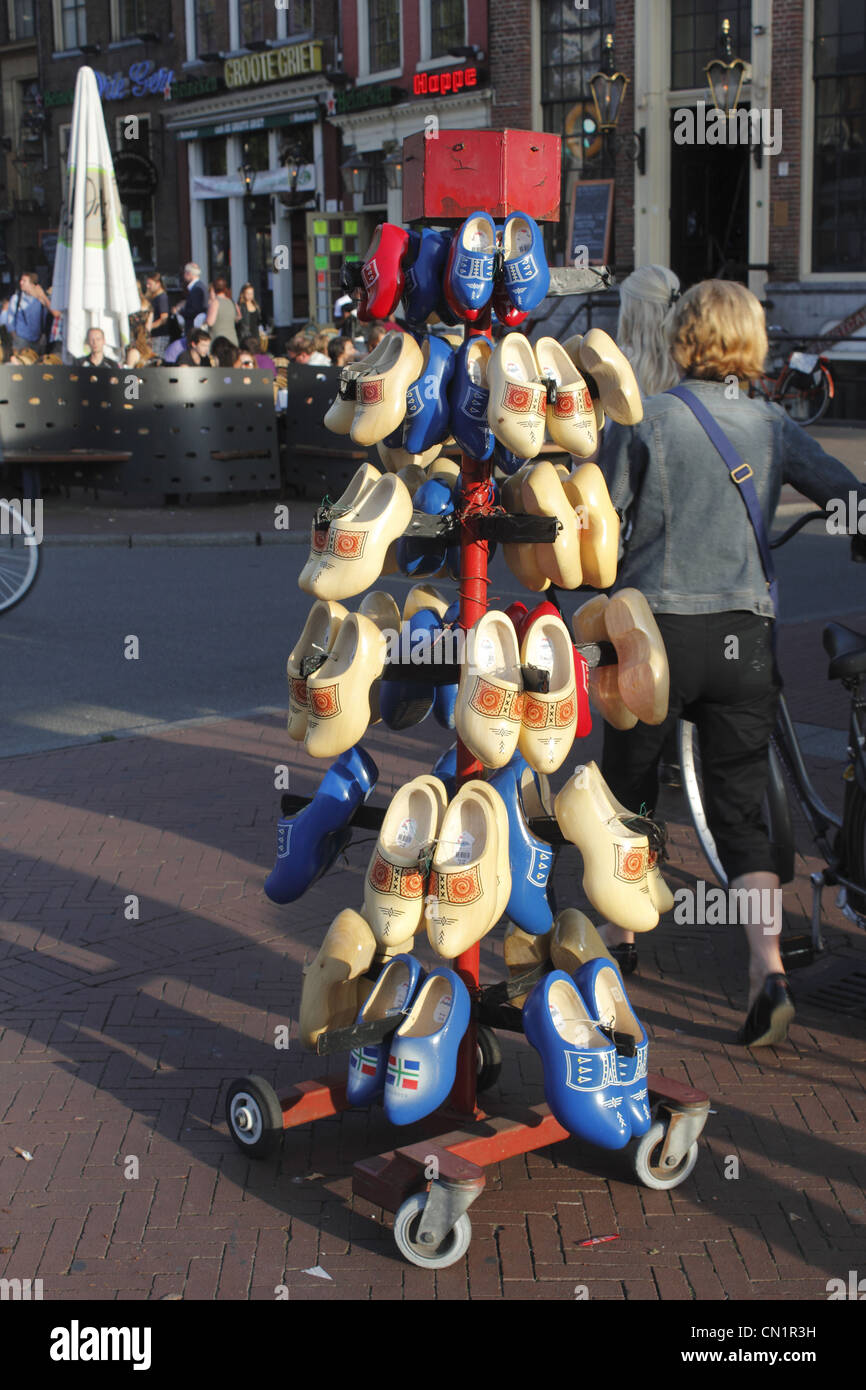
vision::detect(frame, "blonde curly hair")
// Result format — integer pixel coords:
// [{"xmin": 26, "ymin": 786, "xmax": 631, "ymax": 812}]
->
[{"xmin": 667, "ymin": 279, "xmax": 768, "ymax": 382}]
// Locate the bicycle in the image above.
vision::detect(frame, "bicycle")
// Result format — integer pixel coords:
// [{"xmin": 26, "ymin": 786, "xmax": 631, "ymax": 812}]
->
[
  {"xmin": 679, "ymin": 509, "xmax": 866, "ymax": 953},
  {"xmin": 750, "ymin": 332, "xmax": 835, "ymax": 427},
  {"xmin": 0, "ymin": 497, "xmax": 40, "ymax": 613}
]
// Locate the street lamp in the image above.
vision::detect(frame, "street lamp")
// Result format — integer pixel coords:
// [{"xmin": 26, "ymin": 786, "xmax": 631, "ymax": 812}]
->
[
  {"xmin": 705, "ymin": 18, "xmax": 747, "ymax": 115},
  {"xmin": 238, "ymin": 143, "xmax": 256, "ymax": 197},
  {"xmin": 340, "ymin": 148, "xmax": 370, "ymax": 198},
  {"xmin": 383, "ymin": 142, "xmax": 403, "ymax": 191},
  {"xmin": 588, "ymin": 34, "xmax": 646, "ymax": 175}
]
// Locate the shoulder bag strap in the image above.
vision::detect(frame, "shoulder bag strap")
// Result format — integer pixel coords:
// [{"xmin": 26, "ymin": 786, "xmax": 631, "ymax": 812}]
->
[{"xmin": 665, "ymin": 383, "xmax": 778, "ymax": 617}]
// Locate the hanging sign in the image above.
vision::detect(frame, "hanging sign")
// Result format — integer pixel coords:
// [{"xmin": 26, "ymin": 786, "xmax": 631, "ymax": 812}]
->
[{"xmin": 224, "ymin": 41, "xmax": 323, "ymax": 90}]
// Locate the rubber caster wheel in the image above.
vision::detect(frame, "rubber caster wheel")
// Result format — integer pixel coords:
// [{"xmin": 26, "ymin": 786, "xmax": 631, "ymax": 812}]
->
[
  {"xmin": 633, "ymin": 1120, "xmax": 699, "ymax": 1190},
  {"xmin": 393, "ymin": 1192, "xmax": 473, "ymax": 1269},
  {"xmin": 476, "ymin": 1025, "xmax": 502, "ymax": 1094},
  {"xmin": 225, "ymin": 1075, "xmax": 283, "ymax": 1158}
]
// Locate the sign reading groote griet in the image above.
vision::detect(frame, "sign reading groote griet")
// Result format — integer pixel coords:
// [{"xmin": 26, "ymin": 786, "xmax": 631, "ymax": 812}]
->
[{"xmin": 224, "ymin": 42, "xmax": 323, "ymax": 89}]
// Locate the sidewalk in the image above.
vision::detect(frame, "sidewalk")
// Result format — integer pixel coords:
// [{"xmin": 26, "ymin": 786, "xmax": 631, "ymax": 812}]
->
[{"xmin": 0, "ymin": 613, "xmax": 864, "ymax": 1300}]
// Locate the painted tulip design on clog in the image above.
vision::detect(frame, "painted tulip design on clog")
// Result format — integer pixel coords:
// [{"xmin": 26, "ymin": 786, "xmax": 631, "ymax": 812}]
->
[
  {"xmin": 523, "ymin": 970, "xmax": 632, "ymax": 1149},
  {"xmin": 449, "ymin": 336, "xmax": 495, "ymax": 461},
  {"xmin": 286, "ymin": 599, "xmax": 348, "ymax": 742},
  {"xmin": 324, "ymin": 335, "xmax": 394, "ymax": 435},
  {"xmin": 518, "ymin": 608, "xmax": 579, "ymax": 773},
  {"xmin": 264, "ymin": 744, "xmax": 378, "ymax": 906},
  {"xmin": 498, "ymin": 210, "xmax": 550, "ymax": 313},
  {"xmin": 575, "ymin": 957, "xmax": 651, "ymax": 1137},
  {"xmin": 562, "ymin": 462, "xmax": 620, "ymax": 590},
  {"xmin": 350, "ymin": 332, "xmax": 424, "ymax": 448},
  {"xmin": 346, "ymin": 953, "xmax": 426, "ymax": 1107},
  {"xmin": 383, "ymin": 967, "xmax": 471, "ymax": 1125},
  {"xmin": 488, "ymin": 752, "xmax": 557, "ymax": 937},
  {"xmin": 554, "ymin": 761, "xmax": 659, "ymax": 933},
  {"xmin": 304, "ymin": 473, "xmax": 414, "ymax": 602},
  {"xmin": 298, "ymin": 462, "xmax": 381, "ymax": 594},
  {"xmin": 455, "ymin": 610, "xmax": 524, "ymax": 769},
  {"xmin": 360, "ymin": 222, "xmax": 410, "ymax": 320},
  {"xmin": 444, "ymin": 211, "xmax": 497, "ymax": 321},
  {"xmin": 305, "ymin": 612, "xmax": 387, "ymax": 759},
  {"xmin": 364, "ymin": 776, "xmax": 447, "ymax": 948},
  {"xmin": 402, "ymin": 227, "xmax": 452, "ymax": 324},
  {"xmin": 426, "ymin": 782, "xmax": 502, "ymax": 957},
  {"xmin": 299, "ymin": 908, "xmax": 378, "ymax": 1050},
  {"xmin": 534, "ymin": 336, "xmax": 597, "ymax": 459},
  {"xmin": 487, "ymin": 333, "xmax": 547, "ymax": 459}
]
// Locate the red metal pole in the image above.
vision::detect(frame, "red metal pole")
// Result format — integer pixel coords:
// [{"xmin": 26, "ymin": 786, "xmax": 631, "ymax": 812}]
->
[{"xmin": 449, "ymin": 311, "xmax": 494, "ymax": 1116}]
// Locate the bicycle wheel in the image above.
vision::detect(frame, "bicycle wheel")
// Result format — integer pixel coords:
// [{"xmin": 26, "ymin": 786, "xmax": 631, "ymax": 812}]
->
[
  {"xmin": 777, "ymin": 366, "xmax": 831, "ymax": 427},
  {"xmin": 842, "ymin": 779, "xmax": 866, "ymax": 921},
  {"xmin": 0, "ymin": 499, "xmax": 40, "ymax": 614},
  {"xmin": 678, "ymin": 720, "xmax": 796, "ymax": 886}
]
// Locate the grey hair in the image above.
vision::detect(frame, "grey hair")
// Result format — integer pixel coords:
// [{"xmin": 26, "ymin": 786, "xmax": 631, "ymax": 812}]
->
[
  {"xmin": 184, "ymin": 262, "xmax": 201, "ymax": 277},
  {"xmin": 616, "ymin": 265, "xmax": 682, "ymax": 396}
]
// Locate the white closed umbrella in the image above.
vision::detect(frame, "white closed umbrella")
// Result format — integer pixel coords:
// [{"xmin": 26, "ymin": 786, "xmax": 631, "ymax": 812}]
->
[{"xmin": 51, "ymin": 66, "xmax": 141, "ymax": 364}]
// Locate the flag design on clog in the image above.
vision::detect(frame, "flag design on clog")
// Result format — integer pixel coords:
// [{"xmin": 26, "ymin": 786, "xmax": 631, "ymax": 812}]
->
[{"xmin": 386, "ymin": 1055, "xmax": 420, "ymax": 1090}]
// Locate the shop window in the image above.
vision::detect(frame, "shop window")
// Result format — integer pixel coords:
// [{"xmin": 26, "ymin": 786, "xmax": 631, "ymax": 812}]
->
[
  {"xmin": 239, "ymin": 0, "xmax": 264, "ymax": 47},
  {"xmin": 670, "ymin": 0, "xmax": 751, "ymax": 92},
  {"xmin": 430, "ymin": 0, "xmax": 465, "ymax": 59},
  {"xmin": 111, "ymin": 0, "xmax": 148, "ymax": 41},
  {"xmin": 813, "ymin": 0, "xmax": 866, "ymax": 271},
  {"xmin": 195, "ymin": 0, "xmax": 218, "ymax": 56},
  {"xmin": 55, "ymin": 0, "xmax": 87, "ymax": 49},
  {"xmin": 8, "ymin": 0, "xmax": 35, "ymax": 40},
  {"xmin": 368, "ymin": 0, "xmax": 400, "ymax": 74}
]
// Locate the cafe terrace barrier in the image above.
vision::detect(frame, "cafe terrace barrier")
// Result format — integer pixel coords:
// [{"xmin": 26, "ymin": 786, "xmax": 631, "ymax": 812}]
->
[{"xmin": 0, "ymin": 364, "xmax": 279, "ymax": 494}]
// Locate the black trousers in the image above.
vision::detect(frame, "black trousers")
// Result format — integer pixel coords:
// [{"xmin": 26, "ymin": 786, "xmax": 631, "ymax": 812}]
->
[{"xmin": 601, "ymin": 611, "xmax": 782, "ymax": 881}]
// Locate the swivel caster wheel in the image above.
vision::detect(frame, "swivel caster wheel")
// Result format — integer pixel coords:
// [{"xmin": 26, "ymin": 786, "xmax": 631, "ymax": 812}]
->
[
  {"xmin": 633, "ymin": 1120, "xmax": 699, "ymax": 1190},
  {"xmin": 476, "ymin": 1025, "xmax": 502, "ymax": 1094},
  {"xmin": 393, "ymin": 1192, "xmax": 473, "ymax": 1269},
  {"xmin": 225, "ymin": 1075, "xmax": 283, "ymax": 1158}
]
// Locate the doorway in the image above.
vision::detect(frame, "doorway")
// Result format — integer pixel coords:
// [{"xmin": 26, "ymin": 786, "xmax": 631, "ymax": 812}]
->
[{"xmin": 669, "ymin": 109, "xmax": 750, "ymax": 287}]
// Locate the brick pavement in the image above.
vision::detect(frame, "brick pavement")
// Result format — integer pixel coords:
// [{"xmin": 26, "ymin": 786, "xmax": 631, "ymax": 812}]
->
[{"xmin": 1, "ymin": 605, "xmax": 865, "ymax": 1303}]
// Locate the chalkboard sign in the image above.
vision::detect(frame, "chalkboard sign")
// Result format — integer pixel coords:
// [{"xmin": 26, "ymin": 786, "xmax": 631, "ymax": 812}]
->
[{"xmin": 568, "ymin": 179, "xmax": 614, "ymax": 266}]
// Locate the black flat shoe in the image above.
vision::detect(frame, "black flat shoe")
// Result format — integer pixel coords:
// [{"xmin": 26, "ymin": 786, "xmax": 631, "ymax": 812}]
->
[
  {"xmin": 609, "ymin": 943, "xmax": 638, "ymax": 976},
  {"xmin": 737, "ymin": 972, "xmax": 795, "ymax": 1047}
]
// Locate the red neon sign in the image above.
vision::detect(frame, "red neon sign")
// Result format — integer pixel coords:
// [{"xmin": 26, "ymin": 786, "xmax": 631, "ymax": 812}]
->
[{"xmin": 413, "ymin": 66, "xmax": 477, "ymax": 97}]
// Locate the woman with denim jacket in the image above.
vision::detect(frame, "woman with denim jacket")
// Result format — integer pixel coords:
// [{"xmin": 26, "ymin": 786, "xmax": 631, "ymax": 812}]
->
[{"xmin": 597, "ymin": 279, "xmax": 866, "ymax": 1047}]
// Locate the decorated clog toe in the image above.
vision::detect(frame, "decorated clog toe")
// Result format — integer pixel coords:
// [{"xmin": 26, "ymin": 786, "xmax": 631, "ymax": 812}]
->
[
  {"xmin": 455, "ymin": 609, "xmax": 524, "ymax": 769},
  {"xmin": 499, "ymin": 210, "xmax": 550, "ymax": 314},
  {"xmin": 576, "ymin": 957, "xmax": 651, "ymax": 1137},
  {"xmin": 384, "ymin": 968, "xmax": 471, "ymax": 1124},
  {"xmin": 346, "ymin": 953, "xmax": 426, "ymax": 1106},
  {"xmin": 305, "ymin": 612, "xmax": 387, "ymax": 759}
]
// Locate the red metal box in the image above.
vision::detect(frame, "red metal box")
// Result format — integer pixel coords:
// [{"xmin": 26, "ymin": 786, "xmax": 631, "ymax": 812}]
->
[{"xmin": 402, "ymin": 128, "xmax": 562, "ymax": 224}]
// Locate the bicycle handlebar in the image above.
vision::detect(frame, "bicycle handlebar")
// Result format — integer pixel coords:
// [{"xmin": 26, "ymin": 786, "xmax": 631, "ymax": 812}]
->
[{"xmin": 770, "ymin": 509, "xmax": 828, "ymax": 549}]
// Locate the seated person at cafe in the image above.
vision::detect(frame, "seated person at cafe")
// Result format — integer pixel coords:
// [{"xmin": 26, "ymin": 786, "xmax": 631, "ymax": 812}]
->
[
  {"xmin": 75, "ymin": 327, "xmax": 119, "ymax": 369},
  {"xmin": 175, "ymin": 328, "xmax": 212, "ymax": 367}
]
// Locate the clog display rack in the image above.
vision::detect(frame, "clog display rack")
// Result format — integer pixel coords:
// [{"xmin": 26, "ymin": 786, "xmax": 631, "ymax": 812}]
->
[{"xmin": 225, "ymin": 130, "xmax": 710, "ymax": 1269}]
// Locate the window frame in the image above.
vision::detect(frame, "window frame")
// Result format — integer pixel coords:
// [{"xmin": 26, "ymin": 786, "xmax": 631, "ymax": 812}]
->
[
  {"xmin": 113, "ymin": 113, "xmax": 157, "ymax": 271},
  {"xmin": 421, "ymin": 0, "xmax": 467, "ymax": 67},
  {"xmin": 358, "ymin": 0, "xmax": 403, "ymax": 84},
  {"xmin": 8, "ymin": 0, "xmax": 36, "ymax": 41},
  {"xmin": 53, "ymin": 0, "xmax": 87, "ymax": 52},
  {"xmin": 110, "ymin": 0, "xmax": 146, "ymax": 43}
]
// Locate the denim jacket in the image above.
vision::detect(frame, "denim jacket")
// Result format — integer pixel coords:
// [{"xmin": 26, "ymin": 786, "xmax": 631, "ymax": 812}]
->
[{"xmin": 597, "ymin": 378, "xmax": 866, "ymax": 618}]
